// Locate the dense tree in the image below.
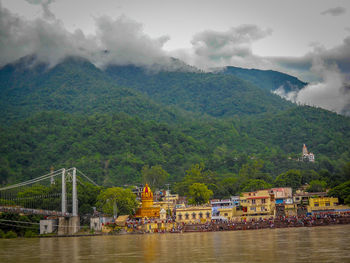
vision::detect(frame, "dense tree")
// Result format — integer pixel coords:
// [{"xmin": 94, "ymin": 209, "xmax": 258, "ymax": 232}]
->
[
  {"xmin": 301, "ymin": 170, "xmax": 320, "ymax": 185},
  {"xmin": 241, "ymin": 179, "xmax": 272, "ymax": 192},
  {"xmin": 239, "ymin": 160, "xmax": 264, "ymax": 179},
  {"xmin": 341, "ymin": 162, "xmax": 350, "ymax": 181},
  {"xmin": 218, "ymin": 177, "xmax": 240, "ymax": 197},
  {"xmin": 96, "ymin": 187, "xmax": 138, "ymax": 216},
  {"xmin": 174, "ymin": 164, "xmax": 219, "ymax": 196},
  {"xmin": 141, "ymin": 165, "xmax": 169, "ymax": 191},
  {"xmin": 0, "ymin": 213, "xmax": 42, "ymax": 237},
  {"xmin": 77, "ymin": 183, "xmax": 101, "ymax": 215},
  {"xmin": 328, "ymin": 181, "xmax": 350, "ymax": 205},
  {"xmin": 187, "ymin": 183, "xmax": 213, "ymax": 205},
  {"xmin": 306, "ymin": 180, "xmax": 327, "ymax": 192},
  {"xmin": 274, "ymin": 170, "xmax": 302, "ymax": 191}
]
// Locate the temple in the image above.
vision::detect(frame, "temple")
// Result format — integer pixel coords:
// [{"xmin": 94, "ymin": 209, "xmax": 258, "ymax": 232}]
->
[
  {"xmin": 134, "ymin": 184, "xmax": 160, "ymax": 218},
  {"xmin": 302, "ymin": 144, "xmax": 315, "ymax": 162}
]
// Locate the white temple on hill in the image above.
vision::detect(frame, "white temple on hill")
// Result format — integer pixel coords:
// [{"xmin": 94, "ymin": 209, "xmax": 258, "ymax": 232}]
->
[{"xmin": 302, "ymin": 144, "xmax": 315, "ymax": 162}]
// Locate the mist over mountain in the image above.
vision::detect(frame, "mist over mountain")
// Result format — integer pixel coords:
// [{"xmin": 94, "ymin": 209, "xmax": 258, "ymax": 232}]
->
[{"xmin": 1, "ymin": 2, "xmax": 350, "ymax": 116}]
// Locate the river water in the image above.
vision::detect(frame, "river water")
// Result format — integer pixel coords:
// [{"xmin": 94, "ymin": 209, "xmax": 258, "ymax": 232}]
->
[{"xmin": 1, "ymin": 225, "xmax": 349, "ymax": 263}]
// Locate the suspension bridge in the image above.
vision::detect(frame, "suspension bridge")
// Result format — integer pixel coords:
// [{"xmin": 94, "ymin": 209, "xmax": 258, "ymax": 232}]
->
[{"xmin": 0, "ymin": 167, "xmax": 98, "ymax": 217}]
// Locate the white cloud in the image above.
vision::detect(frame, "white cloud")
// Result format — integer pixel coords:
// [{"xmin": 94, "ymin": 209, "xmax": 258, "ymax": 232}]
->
[
  {"xmin": 91, "ymin": 15, "xmax": 170, "ymax": 67},
  {"xmin": 296, "ymin": 58, "xmax": 350, "ymax": 115},
  {"xmin": 183, "ymin": 25, "xmax": 272, "ymax": 70},
  {"xmin": 274, "ymin": 57, "xmax": 350, "ymax": 116},
  {"xmin": 0, "ymin": 4, "xmax": 171, "ymax": 68},
  {"xmin": 1, "ymin": 2, "xmax": 349, "ymax": 116},
  {"xmin": 175, "ymin": 24, "xmax": 350, "ymax": 115}
]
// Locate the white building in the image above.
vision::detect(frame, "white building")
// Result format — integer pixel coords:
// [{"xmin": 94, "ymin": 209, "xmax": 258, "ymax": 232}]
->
[{"xmin": 302, "ymin": 144, "xmax": 315, "ymax": 162}]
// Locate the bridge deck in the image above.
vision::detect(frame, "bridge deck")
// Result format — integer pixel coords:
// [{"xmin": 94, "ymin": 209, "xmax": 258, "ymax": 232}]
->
[{"xmin": 0, "ymin": 206, "xmax": 71, "ymax": 217}]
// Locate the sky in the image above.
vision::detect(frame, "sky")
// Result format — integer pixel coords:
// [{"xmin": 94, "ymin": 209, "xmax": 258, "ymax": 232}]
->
[{"xmin": 1, "ymin": 0, "xmax": 350, "ymax": 115}]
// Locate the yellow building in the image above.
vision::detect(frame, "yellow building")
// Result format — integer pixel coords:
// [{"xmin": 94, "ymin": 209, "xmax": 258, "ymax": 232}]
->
[
  {"xmin": 176, "ymin": 206, "xmax": 212, "ymax": 224},
  {"xmin": 238, "ymin": 189, "xmax": 275, "ymax": 219},
  {"xmin": 153, "ymin": 201, "xmax": 175, "ymax": 214},
  {"xmin": 284, "ymin": 203, "xmax": 297, "ymax": 217},
  {"xmin": 134, "ymin": 184, "xmax": 160, "ymax": 218},
  {"xmin": 163, "ymin": 192, "xmax": 179, "ymax": 203},
  {"xmin": 217, "ymin": 207, "xmax": 235, "ymax": 221},
  {"xmin": 307, "ymin": 197, "xmax": 339, "ymax": 214},
  {"xmin": 139, "ymin": 220, "xmax": 177, "ymax": 233}
]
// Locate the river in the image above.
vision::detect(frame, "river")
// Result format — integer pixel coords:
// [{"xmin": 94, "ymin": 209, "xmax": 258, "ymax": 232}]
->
[{"xmin": 1, "ymin": 225, "xmax": 349, "ymax": 262}]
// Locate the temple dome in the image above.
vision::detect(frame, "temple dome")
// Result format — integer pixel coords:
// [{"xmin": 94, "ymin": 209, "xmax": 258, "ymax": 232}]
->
[
  {"xmin": 142, "ymin": 183, "xmax": 153, "ymax": 200},
  {"xmin": 135, "ymin": 183, "xmax": 160, "ymax": 218}
]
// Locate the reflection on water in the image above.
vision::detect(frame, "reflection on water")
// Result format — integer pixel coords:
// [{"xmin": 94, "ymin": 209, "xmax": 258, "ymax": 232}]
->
[{"xmin": 1, "ymin": 225, "xmax": 350, "ymax": 263}]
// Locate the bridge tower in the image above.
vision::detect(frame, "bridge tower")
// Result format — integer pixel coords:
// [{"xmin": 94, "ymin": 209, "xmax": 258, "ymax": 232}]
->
[
  {"xmin": 60, "ymin": 167, "xmax": 78, "ymax": 216},
  {"xmin": 62, "ymin": 168, "xmax": 66, "ymax": 214},
  {"xmin": 72, "ymin": 167, "xmax": 78, "ymax": 217}
]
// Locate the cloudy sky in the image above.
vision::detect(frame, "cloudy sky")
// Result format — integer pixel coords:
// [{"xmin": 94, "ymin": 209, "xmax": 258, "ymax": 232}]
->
[{"xmin": 1, "ymin": 0, "xmax": 350, "ymax": 115}]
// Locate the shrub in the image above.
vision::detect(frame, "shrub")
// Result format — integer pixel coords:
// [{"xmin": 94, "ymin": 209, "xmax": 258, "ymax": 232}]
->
[
  {"xmin": 24, "ymin": 230, "xmax": 35, "ymax": 238},
  {"xmin": 4, "ymin": 231, "xmax": 17, "ymax": 239}
]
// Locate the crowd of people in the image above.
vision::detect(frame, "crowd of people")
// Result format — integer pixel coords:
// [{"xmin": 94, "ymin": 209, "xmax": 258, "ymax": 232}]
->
[{"xmin": 181, "ymin": 213, "xmax": 350, "ymax": 232}]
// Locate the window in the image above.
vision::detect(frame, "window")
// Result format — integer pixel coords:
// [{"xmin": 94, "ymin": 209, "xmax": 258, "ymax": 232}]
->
[
  {"xmin": 325, "ymin": 202, "xmax": 330, "ymax": 206},
  {"xmin": 192, "ymin": 213, "xmax": 196, "ymax": 219},
  {"xmin": 250, "ymin": 207, "xmax": 256, "ymax": 211},
  {"xmin": 185, "ymin": 213, "xmax": 189, "ymax": 220},
  {"xmin": 178, "ymin": 214, "xmax": 182, "ymax": 220},
  {"xmin": 206, "ymin": 212, "xmax": 210, "ymax": 218},
  {"xmin": 199, "ymin": 213, "xmax": 203, "ymax": 219},
  {"xmin": 252, "ymin": 199, "xmax": 256, "ymax": 204},
  {"xmin": 261, "ymin": 206, "xmax": 265, "ymax": 211},
  {"xmin": 224, "ymin": 213, "xmax": 228, "ymax": 216},
  {"xmin": 262, "ymin": 199, "xmax": 266, "ymax": 204},
  {"xmin": 314, "ymin": 203, "xmax": 319, "ymax": 207}
]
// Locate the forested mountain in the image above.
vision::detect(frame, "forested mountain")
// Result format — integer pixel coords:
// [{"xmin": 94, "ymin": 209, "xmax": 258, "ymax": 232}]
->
[
  {"xmin": 218, "ymin": 66, "xmax": 307, "ymax": 92},
  {"xmin": 240, "ymin": 106, "xmax": 350, "ymax": 157},
  {"xmin": 0, "ymin": 56, "xmax": 193, "ymax": 124},
  {"xmin": 0, "ymin": 55, "xmax": 349, "ymax": 196},
  {"xmin": 105, "ymin": 64, "xmax": 292, "ymax": 117},
  {"xmin": 0, "ymin": 57, "xmax": 296, "ymax": 125},
  {"xmin": 0, "ymin": 112, "xmax": 206, "ymax": 185}
]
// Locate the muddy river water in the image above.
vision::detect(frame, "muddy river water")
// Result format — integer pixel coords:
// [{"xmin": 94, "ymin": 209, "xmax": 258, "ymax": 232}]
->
[{"xmin": 1, "ymin": 225, "xmax": 349, "ymax": 262}]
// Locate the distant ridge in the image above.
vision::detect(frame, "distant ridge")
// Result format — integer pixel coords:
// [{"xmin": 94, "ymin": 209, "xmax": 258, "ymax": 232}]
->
[{"xmin": 215, "ymin": 66, "xmax": 307, "ymax": 93}]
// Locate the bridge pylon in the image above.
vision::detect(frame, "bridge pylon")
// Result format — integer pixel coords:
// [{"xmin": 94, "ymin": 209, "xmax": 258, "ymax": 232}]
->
[{"xmin": 62, "ymin": 168, "xmax": 66, "ymax": 214}]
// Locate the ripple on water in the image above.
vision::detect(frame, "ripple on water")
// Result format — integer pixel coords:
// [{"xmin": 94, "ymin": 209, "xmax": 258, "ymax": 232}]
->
[{"xmin": 0, "ymin": 225, "xmax": 349, "ymax": 263}]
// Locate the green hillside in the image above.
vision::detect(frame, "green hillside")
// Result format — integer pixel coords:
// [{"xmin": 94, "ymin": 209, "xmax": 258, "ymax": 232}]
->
[
  {"xmin": 1, "ymin": 110, "xmax": 349, "ymax": 196},
  {"xmin": 240, "ymin": 106, "xmax": 350, "ymax": 157},
  {"xmin": 219, "ymin": 66, "xmax": 307, "ymax": 92},
  {"xmin": 0, "ymin": 57, "xmax": 192, "ymax": 124},
  {"xmin": 0, "ymin": 112, "xmax": 206, "ymax": 186},
  {"xmin": 105, "ymin": 65, "xmax": 293, "ymax": 117},
  {"xmin": 0, "ymin": 56, "xmax": 349, "ymax": 195}
]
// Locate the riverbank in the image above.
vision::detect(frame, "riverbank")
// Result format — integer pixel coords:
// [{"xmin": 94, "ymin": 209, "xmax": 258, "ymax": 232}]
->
[
  {"xmin": 182, "ymin": 214, "xmax": 350, "ymax": 232},
  {"xmin": 2, "ymin": 214, "xmax": 349, "ymax": 238}
]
